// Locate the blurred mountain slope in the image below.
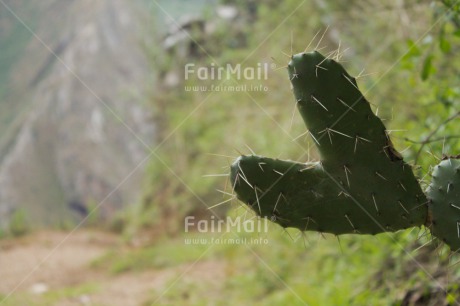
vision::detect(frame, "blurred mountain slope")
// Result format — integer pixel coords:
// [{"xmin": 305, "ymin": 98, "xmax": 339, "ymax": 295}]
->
[{"xmin": 0, "ymin": 0, "xmax": 155, "ymax": 227}]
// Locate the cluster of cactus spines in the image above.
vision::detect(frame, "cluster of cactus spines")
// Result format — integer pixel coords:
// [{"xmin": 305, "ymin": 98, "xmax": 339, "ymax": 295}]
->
[
  {"xmin": 427, "ymin": 158, "xmax": 460, "ymax": 252},
  {"xmin": 231, "ymin": 50, "xmax": 428, "ymax": 236},
  {"xmin": 229, "ymin": 48, "xmax": 460, "ymax": 251}
]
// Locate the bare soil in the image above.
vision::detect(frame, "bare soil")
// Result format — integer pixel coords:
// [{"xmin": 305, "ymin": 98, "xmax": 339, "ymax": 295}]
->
[{"xmin": 0, "ymin": 230, "xmax": 224, "ymax": 306}]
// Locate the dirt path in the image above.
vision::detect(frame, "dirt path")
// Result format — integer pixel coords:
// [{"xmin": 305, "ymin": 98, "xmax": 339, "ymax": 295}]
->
[{"xmin": 0, "ymin": 230, "xmax": 225, "ymax": 306}]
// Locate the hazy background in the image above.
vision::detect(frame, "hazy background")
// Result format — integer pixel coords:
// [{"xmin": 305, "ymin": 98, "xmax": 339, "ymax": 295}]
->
[{"xmin": 1, "ymin": 0, "xmax": 459, "ymax": 305}]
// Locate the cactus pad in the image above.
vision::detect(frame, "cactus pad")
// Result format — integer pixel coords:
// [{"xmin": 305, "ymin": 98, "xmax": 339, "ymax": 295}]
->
[
  {"xmin": 427, "ymin": 158, "xmax": 460, "ymax": 251},
  {"xmin": 230, "ymin": 51, "xmax": 428, "ymax": 235}
]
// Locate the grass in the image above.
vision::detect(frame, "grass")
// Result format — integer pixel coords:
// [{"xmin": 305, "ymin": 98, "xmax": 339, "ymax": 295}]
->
[
  {"xmin": 92, "ymin": 233, "xmax": 217, "ymax": 274},
  {"xmin": 1, "ymin": 1, "xmax": 459, "ymax": 304},
  {"xmin": 1, "ymin": 210, "xmax": 457, "ymax": 305},
  {"xmin": 0, "ymin": 282, "xmax": 100, "ymax": 306},
  {"xmin": 8, "ymin": 209, "xmax": 29, "ymax": 237},
  {"xmin": 93, "ymin": 206, "xmax": 456, "ymax": 305}
]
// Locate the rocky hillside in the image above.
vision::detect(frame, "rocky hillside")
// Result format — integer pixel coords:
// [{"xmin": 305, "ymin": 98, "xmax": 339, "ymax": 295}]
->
[{"xmin": 0, "ymin": 0, "xmax": 155, "ymax": 227}]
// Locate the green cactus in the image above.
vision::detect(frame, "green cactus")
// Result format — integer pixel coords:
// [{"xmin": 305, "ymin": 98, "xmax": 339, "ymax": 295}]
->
[
  {"xmin": 229, "ymin": 49, "xmax": 460, "ymax": 251},
  {"xmin": 231, "ymin": 50, "xmax": 428, "ymax": 235},
  {"xmin": 427, "ymin": 158, "xmax": 460, "ymax": 252}
]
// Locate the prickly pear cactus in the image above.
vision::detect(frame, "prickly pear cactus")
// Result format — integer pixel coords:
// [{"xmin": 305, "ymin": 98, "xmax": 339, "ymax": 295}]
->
[
  {"xmin": 231, "ymin": 51, "xmax": 428, "ymax": 235},
  {"xmin": 229, "ymin": 49, "xmax": 460, "ymax": 252},
  {"xmin": 427, "ymin": 158, "xmax": 460, "ymax": 252}
]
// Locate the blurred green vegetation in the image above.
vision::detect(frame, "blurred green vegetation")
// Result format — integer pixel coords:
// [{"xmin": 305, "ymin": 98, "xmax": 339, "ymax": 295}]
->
[
  {"xmin": 7, "ymin": 208, "xmax": 29, "ymax": 237},
  {"xmin": 137, "ymin": 0, "xmax": 459, "ymax": 232},
  {"xmin": 121, "ymin": 0, "xmax": 460, "ymax": 304},
  {"xmin": 89, "ymin": 209, "xmax": 457, "ymax": 305},
  {"xmin": 0, "ymin": 0, "xmax": 460, "ymax": 305},
  {"xmin": 91, "ymin": 236, "xmax": 215, "ymax": 274},
  {"xmin": 0, "ymin": 282, "xmax": 99, "ymax": 306},
  {"xmin": 3, "ymin": 0, "xmax": 458, "ymax": 304}
]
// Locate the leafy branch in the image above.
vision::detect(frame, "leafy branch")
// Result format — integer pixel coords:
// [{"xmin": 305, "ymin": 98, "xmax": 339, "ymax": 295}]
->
[{"xmin": 411, "ymin": 110, "xmax": 460, "ymax": 163}]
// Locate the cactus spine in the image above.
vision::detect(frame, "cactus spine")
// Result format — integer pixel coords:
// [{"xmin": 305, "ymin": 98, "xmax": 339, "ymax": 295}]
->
[
  {"xmin": 230, "ymin": 50, "xmax": 460, "ymax": 252},
  {"xmin": 427, "ymin": 158, "xmax": 460, "ymax": 252}
]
